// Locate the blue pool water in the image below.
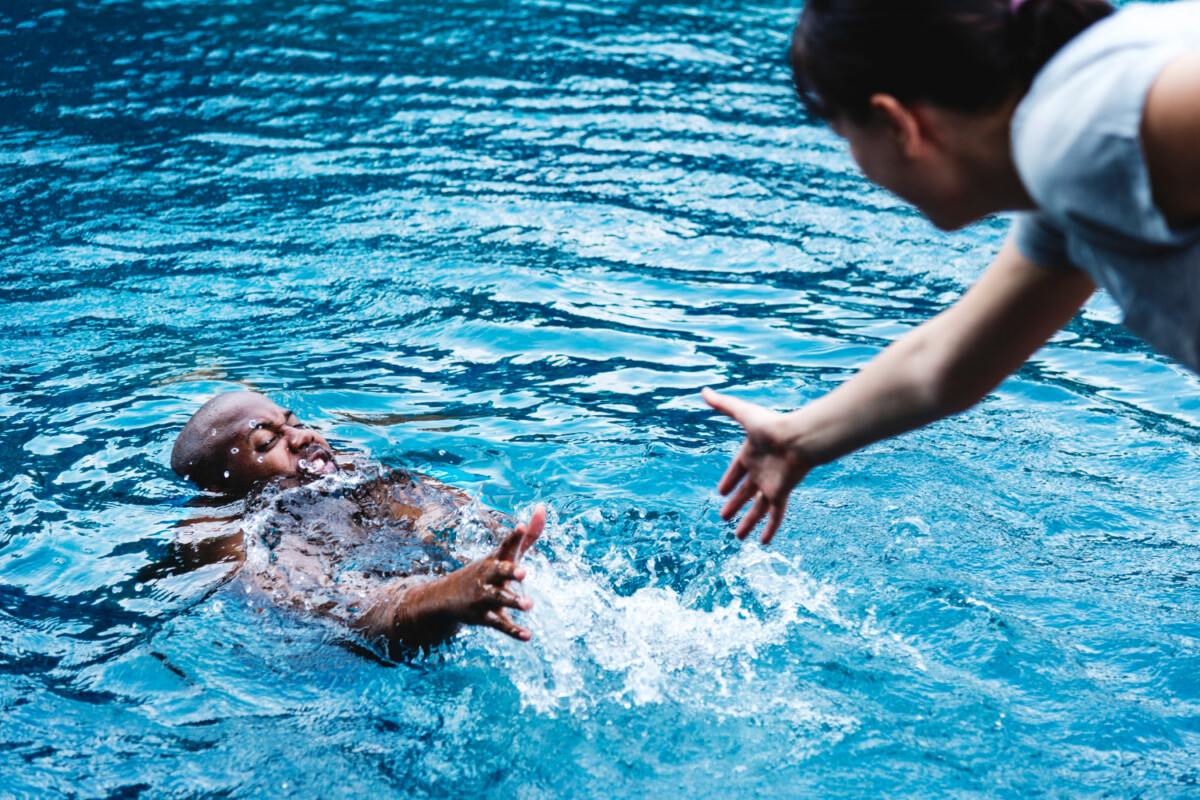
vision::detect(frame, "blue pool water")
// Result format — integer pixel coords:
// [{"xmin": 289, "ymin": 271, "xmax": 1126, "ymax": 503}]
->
[{"xmin": 4, "ymin": 0, "xmax": 1200, "ymax": 796}]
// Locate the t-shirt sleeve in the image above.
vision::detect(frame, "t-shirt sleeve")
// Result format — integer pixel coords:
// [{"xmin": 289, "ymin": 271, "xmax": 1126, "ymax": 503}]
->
[
  {"xmin": 1011, "ymin": 36, "xmax": 1187, "ymax": 249},
  {"xmin": 1010, "ymin": 212, "xmax": 1072, "ymax": 270}
]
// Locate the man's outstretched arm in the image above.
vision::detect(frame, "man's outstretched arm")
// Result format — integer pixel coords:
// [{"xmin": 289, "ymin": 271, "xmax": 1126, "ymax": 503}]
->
[{"xmin": 354, "ymin": 505, "xmax": 546, "ymax": 648}]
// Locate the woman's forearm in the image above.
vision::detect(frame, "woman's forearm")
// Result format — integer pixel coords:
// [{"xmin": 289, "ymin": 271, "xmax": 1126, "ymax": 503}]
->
[
  {"xmin": 779, "ymin": 242, "xmax": 1095, "ymax": 468},
  {"xmin": 778, "ymin": 324, "xmax": 963, "ymax": 467}
]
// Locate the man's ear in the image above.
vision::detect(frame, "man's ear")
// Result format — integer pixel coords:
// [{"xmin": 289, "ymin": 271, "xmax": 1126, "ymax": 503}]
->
[{"xmin": 868, "ymin": 93, "xmax": 928, "ymax": 160}]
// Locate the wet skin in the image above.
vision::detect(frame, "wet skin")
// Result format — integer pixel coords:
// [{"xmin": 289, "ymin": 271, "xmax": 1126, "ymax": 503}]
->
[
  {"xmin": 208, "ymin": 394, "xmax": 339, "ymax": 488},
  {"xmin": 177, "ymin": 392, "xmax": 545, "ymax": 647}
]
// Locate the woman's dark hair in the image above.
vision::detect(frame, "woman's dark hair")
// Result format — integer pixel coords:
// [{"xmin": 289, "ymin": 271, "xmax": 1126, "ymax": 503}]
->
[{"xmin": 792, "ymin": 0, "xmax": 1114, "ymax": 124}]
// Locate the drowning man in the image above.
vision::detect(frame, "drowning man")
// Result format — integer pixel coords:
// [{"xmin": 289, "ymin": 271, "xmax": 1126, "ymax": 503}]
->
[{"xmin": 169, "ymin": 390, "xmax": 545, "ymax": 652}]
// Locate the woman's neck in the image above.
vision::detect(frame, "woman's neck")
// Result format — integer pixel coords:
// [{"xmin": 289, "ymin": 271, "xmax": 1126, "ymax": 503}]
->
[{"xmin": 946, "ymin": 94, "xmax": 1036, "ymax": 215}]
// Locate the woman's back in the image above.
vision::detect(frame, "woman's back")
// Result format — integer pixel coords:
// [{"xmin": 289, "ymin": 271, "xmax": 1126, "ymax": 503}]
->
[{"xmin": 1011, "ymin": 0, "xmax": 1200, "ymax": 369}]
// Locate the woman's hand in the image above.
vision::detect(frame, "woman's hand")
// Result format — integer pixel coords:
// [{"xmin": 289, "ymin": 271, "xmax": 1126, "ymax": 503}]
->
[
  {"xmin": 703, "ymin": 388, "xmax": 812, "ymax": 545},
  {"xmin": 702, "ymin": 243, "xmax": 1095, "ymax": 546}
]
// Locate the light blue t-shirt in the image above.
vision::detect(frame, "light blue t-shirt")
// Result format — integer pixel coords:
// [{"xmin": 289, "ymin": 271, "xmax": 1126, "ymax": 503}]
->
[{"xmin": 1010, "ymin": 0, "xmax": 1200, "ymax": 370}]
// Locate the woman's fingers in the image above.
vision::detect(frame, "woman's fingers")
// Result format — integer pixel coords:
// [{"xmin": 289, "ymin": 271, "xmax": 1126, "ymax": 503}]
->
[
  {"xmin": 730, "ymin": 491, "xmax": 789, "ymax": 544},
  {"xmin": 760, "ymin": 500, "xmax": 787, "ymax": 546},
  {"xmin": 733, "ymin": 492, "xmax": 771, "ymax": 540},
  {"xmin": 705, "ymin": 388, "xmax": 811, "ymax": 544},
  {"xmin": 702, "ymin": 386, "xmax": 752, "ymax": 423},
  {"xmin": 720, "ymin": 478, "xmax": 759, "ymax": 521},
  {"xmin": 716, "ymin": 453, "xmax": 748, "ymax": 497}
]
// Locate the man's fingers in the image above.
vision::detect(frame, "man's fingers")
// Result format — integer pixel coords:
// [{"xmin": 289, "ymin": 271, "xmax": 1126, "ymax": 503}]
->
[
  {"xmin": 487, "ymin": 585, "xmax": 532, "ymax": 611},
  {"xmin": 488, "ymin": 560, "xmax": 525, "ymax": 584},
  {"xmin": 480, "ymin": 582, "xmax": 529, "ymax": 610},
  {"xmin": 721, "ymin": 479, "xmax": 758, "ymax": 521},
  {"xmin": 497, "ymin": 505, "xmax": 547, "ymax": 562},
  {"xmin": 517, "ymin": 504, "xmax": 546, "ymax": 558},
  {"xmin": 486, "ymin": 610, "xmax": 532, "ymax": 642},
  {"xmin": 495, "ymin": 527, "xmax": 524, "ymax": 562}
]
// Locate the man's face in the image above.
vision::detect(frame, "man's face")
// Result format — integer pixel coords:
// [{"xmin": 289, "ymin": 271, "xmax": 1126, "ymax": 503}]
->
[{"xmin": 208, "ymin": 394, "xmax": 338, "ymax": 488}]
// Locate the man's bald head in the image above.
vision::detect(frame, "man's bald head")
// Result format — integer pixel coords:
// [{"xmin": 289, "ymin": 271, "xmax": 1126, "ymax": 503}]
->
[
  {"xmin": 171, "ymin": 392, "xmax": 263, "ymax": 489},
  {"xmin": 172, "ymin": 391, "xmax": 338, "ymax": 492}
]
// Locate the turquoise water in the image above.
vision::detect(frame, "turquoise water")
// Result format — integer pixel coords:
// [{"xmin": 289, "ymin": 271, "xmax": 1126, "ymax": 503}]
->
[{"xmin": 5, "ymin": 0, "xmax": 1200, "ymax": 796}]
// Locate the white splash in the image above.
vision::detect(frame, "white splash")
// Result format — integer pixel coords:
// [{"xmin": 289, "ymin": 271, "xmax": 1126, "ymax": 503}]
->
[{"xmin": 477, "ymin": 509, "xmax": 870, "ymax": 753}]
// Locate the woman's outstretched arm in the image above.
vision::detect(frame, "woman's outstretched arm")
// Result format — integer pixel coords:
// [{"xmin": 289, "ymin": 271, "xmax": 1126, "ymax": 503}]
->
[{"xmin": 706, "ymin": 237, "xmax": 1095, "ymax": 544}]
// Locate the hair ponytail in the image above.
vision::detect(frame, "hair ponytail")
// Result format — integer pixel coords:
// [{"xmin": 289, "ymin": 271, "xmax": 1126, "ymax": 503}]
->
[
  {"xmin": 1010, "ymin": 0, "xmax": 1114, "ymax": 84},
  {"xmin": 792, "ymin": 0, "xmax": 1114, "ymax": 124}
]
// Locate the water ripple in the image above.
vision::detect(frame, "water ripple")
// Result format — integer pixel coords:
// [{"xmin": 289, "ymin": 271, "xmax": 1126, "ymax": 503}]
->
[{"xmin": 4, "ymin": 0, "xmax": 1200, "ymax": 796}]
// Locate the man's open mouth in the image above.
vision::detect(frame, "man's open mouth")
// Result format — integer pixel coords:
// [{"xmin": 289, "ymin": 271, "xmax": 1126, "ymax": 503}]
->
[{"xmin": 297, "ymin": 444, "xmax": 337, "ymax": 476}]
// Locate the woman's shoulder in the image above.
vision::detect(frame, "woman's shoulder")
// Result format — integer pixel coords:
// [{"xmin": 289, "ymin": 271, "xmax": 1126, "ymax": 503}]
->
[{"xmin": 1012, "ymin": 2, "xmax": 1200, "ymax": 245}]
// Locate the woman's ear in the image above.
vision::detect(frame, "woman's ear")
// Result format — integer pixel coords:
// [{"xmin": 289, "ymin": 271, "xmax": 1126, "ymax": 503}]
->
[{"xmin": 868, "ymin": 93, "xmax": 927, "ymax": 160}]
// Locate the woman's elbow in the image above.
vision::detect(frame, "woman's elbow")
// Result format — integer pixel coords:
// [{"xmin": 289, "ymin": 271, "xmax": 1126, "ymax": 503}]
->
[
  {"xmin": 931, "ymin": 351, "xmax": 1013, "ymax": 417},
  {"xmin": 915, "ymin": 338, "xmax": 997, "ymax": 419}
]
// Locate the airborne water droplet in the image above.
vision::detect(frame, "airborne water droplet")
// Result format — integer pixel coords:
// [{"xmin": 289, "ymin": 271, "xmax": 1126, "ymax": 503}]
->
[
  {"xmin": 230, "ymin": 447, "xmax": 239, "ymax": 454},
  {"xmin": 224, "ymin": 471, "xmax": 230, "ymax": 479}
]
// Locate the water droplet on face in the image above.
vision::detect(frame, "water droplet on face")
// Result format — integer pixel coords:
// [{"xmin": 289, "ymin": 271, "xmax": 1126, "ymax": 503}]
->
[
  {"xmin": 248, "ymin": 419, "xmax": 257, "ymax": 428},
  {"xmin": 230, "ymin": 447, "xmax": 239, "ymax": 454},
  {"xmin": 211, "ymin": 428, "xmax": 217, "ymax": 436},
  {"xmin": 257, "ymin": 456, "xmax": 264, "ymax": 463}
]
